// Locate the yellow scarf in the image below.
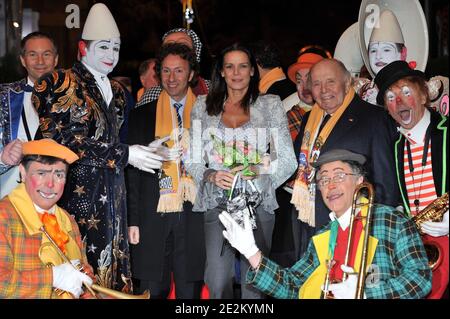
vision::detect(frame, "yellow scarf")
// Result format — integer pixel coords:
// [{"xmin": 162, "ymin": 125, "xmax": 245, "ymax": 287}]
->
[
  {"xmin": 259, "ymin": 67, "xmax": 286, "ymax": 93},
  {"xmin": 8, "ymin": 183, "xmax": 82, "ymax": 266},
  {"xmin": 298, "ymin": 198, "xmax": 378, "ymax": 299},
  {"xmin": 155, "ymin": 89, "xmax": 197, "ymax": 212},
  {"xmin": 291, "ymin": 89, "xmax": 355, "ymax": 226}
]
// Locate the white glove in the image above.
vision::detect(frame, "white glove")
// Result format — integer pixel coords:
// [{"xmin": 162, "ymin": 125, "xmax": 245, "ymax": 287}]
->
[
  {"xmin": 218, "ymin": 210, "xmax": 259, "ymax": 259},
  {"xmin": 128, "ymin": 144, "xmax": 163, "ymax": 173},
  {"xmin": 149, "ymin": 135, "xmax": 182, "ymax": 161},
  {"xmin": 52, "ymin": 261, "xmax": 93, "ymax": 299},
  {"xmin": 327, "ymin": 265, "xmax": 366, "ymax": 299},
  {"xmin": 421, "ymin": 211, "xmax": 449, "ymax": 237}
]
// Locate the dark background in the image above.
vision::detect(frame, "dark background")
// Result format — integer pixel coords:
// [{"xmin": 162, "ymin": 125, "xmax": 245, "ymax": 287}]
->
[{"xmin": 4, "ymin": 0, "xmax": 448, "ymax": 93}]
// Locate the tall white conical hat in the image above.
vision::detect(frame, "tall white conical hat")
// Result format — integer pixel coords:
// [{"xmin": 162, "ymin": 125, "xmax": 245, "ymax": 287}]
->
[
  {"xmin": 334, "ymin": 22, "xmax": 364, "ymax": 77},
  {"xmin": 369, "ymin": 10, "xmax": 404, "ymax": 43},
  {"xmin": 82, "ymin": 3, "xmax": 120, "ymax": 40},
  {"xmin": 359, "ymin": 0, "xmax": 428, "ymax": 78}
]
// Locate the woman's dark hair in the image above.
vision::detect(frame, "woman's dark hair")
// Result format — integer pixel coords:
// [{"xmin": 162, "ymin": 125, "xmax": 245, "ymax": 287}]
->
[{"xmin": 206, "ymin": 43, "xmax": 260, "ymax": 116}]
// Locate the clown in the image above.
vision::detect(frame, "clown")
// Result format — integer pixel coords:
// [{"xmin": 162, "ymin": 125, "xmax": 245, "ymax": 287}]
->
[
  {"xmin": 360, "ymin": 9, "xmax": 410, "ymax": 104},
  {"xmin": 32, "ymin": 3, "xmax": 167, "ymax": 292},
  {"xmin": 356, "ymin": 1, "xmax": 448, "ymax": 115},
  {"xmin": 375, "ymin": 60, "xmax": 448, "ymax": 299}
]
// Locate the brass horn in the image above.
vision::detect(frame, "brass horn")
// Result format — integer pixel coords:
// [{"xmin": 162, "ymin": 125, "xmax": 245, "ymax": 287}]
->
[
  {"xmin": 411, "ymin": 192, "xmax": 449, "ymax": 270},
  {"xmin": 322, "ymin": 182, "xmax": 375, "ymax": 299},
  {"xmin": 40, "ymin": 226, "xmax": 150, "ymax": 299}
]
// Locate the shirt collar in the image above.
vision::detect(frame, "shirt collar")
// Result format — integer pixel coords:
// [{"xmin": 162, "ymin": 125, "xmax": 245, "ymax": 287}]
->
[
  {"xmin": 33, "ymin": 203, "xmax": 56, "ymax": 215},
  {"xmin": 329, "ymin": 206, "xmax": 352, "ymax": 230},
  {"xmin": 82, "ymin": 62, "xmax": 109, "ymax": 83},
  {"xmin": 27, "ymin": 77, "xmax": 35, "ymax": 87},
  {"xmin": 399, "ymin": 108, "xmax": 430, "ymax": 144},
  {"xmin": 170, "ymin": 95, "xmax": 187, "ymax": 108}
]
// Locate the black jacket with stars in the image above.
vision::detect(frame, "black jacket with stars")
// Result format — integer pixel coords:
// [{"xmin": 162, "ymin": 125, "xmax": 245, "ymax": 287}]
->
[{"xmin": 32, "ymin": 62, "xmax": 132, "ymax": 292}]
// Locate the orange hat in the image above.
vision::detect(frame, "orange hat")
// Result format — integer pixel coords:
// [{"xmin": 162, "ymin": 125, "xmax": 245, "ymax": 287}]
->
[
  {"xmin": 287, "ymin": 53, "xmax": 325, "ymax": 83},
  {"xmin": 23, "ymin": 139, "xmax": 79, "ymax": 164}
]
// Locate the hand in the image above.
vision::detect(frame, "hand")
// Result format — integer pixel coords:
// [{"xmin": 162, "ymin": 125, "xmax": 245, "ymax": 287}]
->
[
  {"xmin": 218, "ymin": 211, "xmax": 259, "ymax": 259},
  {"xmin": 52, "ymin": 261, "xmax": 93, "ymax": 299},
  {"xmin": 231, "ymin": 165, "xmax": 257, "ymax": 180},
  {"xmin": 79, "ymin": 262, "xmax": 95, "ymax": 282},
  {"xmin": 149, "ymin": 136, "xmax": 182, "ymax": 161},
  {"xmin": 69, "ymin": 259, "xmax": 95, "ymax": 282},
  {"xmin": 327, "ymin": 265, "xmax": 366, "ymax": 299},
  {"xmin": 208, "ymin": 170, "xmax": 235, "ymax": 190},
  {"xmin": 421, "ymin": 211, "xmax": 449, "ymax": 237},
  {"xmin": 128, "ymin": 144, "xmax": 163, "ymax": 173},
  {"xmin": 0, "ymin": 139, "xmax": 23, "ymax": 166},
  {"xmin": 128, "ymin": 226, "xmax": 140, "ymax": 244}
]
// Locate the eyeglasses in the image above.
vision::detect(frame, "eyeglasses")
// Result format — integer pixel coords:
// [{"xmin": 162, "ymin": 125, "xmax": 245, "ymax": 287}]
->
[{"xmin": 316, "ymin": 172, "xmax": 357, "ymax": 188}]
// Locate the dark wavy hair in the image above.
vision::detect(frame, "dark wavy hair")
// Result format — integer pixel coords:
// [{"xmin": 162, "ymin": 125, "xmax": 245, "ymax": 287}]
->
[
  {"xmin": 206, "ymin": 43, "xmax": 260, "ymax": 116},
  {"xmin": 250, "ymin": 40, "xmax": 282, "ymax": 69},
  {"xmin": 155, "ymin": 43, "xmax": 199, "ymax": 88}
]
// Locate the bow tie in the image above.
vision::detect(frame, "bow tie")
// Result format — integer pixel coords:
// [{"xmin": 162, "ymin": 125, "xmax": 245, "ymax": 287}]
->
[{"xmin": 21, "ymin": 84, "xmax": 33, "ymax": 93}]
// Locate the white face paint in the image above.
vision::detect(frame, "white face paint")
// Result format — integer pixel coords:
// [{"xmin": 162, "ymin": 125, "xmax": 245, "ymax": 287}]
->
[
  {"xmin": 83, "ymin": 37, "xmax": 120, "ymax": 75},
  {"xmin": 368, "ymin": 41, "xmax": 402, "ymax": 75}
]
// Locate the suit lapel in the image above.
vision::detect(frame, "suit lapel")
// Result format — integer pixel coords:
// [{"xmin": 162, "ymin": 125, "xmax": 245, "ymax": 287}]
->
[
  {"xmin": 395, "ymin": 134, "xmax": 409, "ymax": 214},
  {"xmin": 323, "ymin": 101, "xmax": 358, "ymax": 148},
  {"xmin": 429, "ymin": 111, "xmax": 447, "ymax": 195},
  {"xmin": 8, "ymin": 79, "xmax": 27, "ymax": 140},
  {"xmin": 75, "ymin": 63, "xmax": 111, "ymax": 120}
]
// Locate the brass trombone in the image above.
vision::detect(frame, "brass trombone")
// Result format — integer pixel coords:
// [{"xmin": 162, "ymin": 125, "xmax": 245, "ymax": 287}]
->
[
  {"xmin": 40, "ymin": 226, "xmax": 150, "ymax": 299},
  {"xmin": 322, "ymin": 182, "xmax": 375, "ymax": 299}
]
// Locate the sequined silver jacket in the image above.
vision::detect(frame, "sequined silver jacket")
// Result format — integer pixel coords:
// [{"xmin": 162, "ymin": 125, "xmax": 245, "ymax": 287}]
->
[{"xmin": 185, "ymin": 94, "xmax": 297, "ymax": 213}]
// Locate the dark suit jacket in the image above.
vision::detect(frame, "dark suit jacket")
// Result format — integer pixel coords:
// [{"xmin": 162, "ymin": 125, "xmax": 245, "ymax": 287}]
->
[
  {"xmin": 294, "ymin": 94, "xmax": 400, "ymax": 228},
  {"xmin": 266, "ymin": 78, "xmax": 297, "ymax": 101},
  {"xmin": 395, "ymin": 109, "xmax": 448, "ymax": 215},
  {"xmin": 126, "ymin": 100, "xmax": 205, "ymax": 281}
]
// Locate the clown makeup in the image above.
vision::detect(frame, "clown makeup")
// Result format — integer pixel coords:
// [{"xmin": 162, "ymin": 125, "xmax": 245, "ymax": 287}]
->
[
  {"xmin": 368, "ymin": 42, "xmax": 402, "ymax": 75},
  {"xmin": 19, "ymin": 161, "xmax": 67, "ymax": 210},
  {"xmin": 384, "ymin": 80, "xmax": 426, "ymax": 129},
  {"xmin": 83, "ymin": 37, "xmax": 120, "ymax": 75}
]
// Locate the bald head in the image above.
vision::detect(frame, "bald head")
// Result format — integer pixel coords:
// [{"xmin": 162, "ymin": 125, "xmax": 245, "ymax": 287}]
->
[{"xmin": 308, "ymin": 59, "xmax": 352, "ymax": 114}]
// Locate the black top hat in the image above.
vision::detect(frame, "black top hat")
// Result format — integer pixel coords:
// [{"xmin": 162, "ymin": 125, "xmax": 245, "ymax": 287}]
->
[{"xmin": 374, "ymin": 60, "xmax": 426, "ymax": 106}]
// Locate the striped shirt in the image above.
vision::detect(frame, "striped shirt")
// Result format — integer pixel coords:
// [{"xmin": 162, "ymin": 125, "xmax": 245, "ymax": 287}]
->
[{"xmin": 404, "ymin": 142, "xmax": 437, "ymax": 215}]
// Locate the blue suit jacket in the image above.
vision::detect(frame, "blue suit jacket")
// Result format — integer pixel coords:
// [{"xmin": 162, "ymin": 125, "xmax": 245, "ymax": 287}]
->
[{"xmin": 0, "ymin": 79, "xmax": 26, "ymax": 175}]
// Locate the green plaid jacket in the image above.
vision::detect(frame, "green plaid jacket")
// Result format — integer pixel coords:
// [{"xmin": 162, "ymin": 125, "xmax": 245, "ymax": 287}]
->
[{"xmin": 247, "ymin": 205, "xmax": 432, "ymax": 299}]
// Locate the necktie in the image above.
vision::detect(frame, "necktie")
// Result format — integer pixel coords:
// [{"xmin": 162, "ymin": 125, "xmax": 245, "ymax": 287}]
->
[
  {"xmin": 173, "ymin": 102, "xmax": 183, "ymax": 129},
  {"xmin": 317, "ymin": 113, "xmax": 331, "ymax": 136}
]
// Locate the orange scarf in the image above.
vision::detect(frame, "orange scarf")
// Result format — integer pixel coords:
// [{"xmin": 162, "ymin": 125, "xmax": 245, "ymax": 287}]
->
[
  {"xmin": 154, "ymin": 89, "xmax": 197, "ymax": 212},
  {"xmin": 259, "ymin": 67, "xmax": 286, "ymax": 93},
  {"xmin": 291, "ymin": 89, "xmax": 355, "ymax": 226}
]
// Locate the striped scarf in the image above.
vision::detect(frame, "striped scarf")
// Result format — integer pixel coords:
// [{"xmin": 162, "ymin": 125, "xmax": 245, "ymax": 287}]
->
[
  {"xmin": 291, "ymin": 89, "xmax": 355, "ymax": 226},
  {"xmin": 154, "ymin": 89, "xmax": 197, "ymax": 212}
]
